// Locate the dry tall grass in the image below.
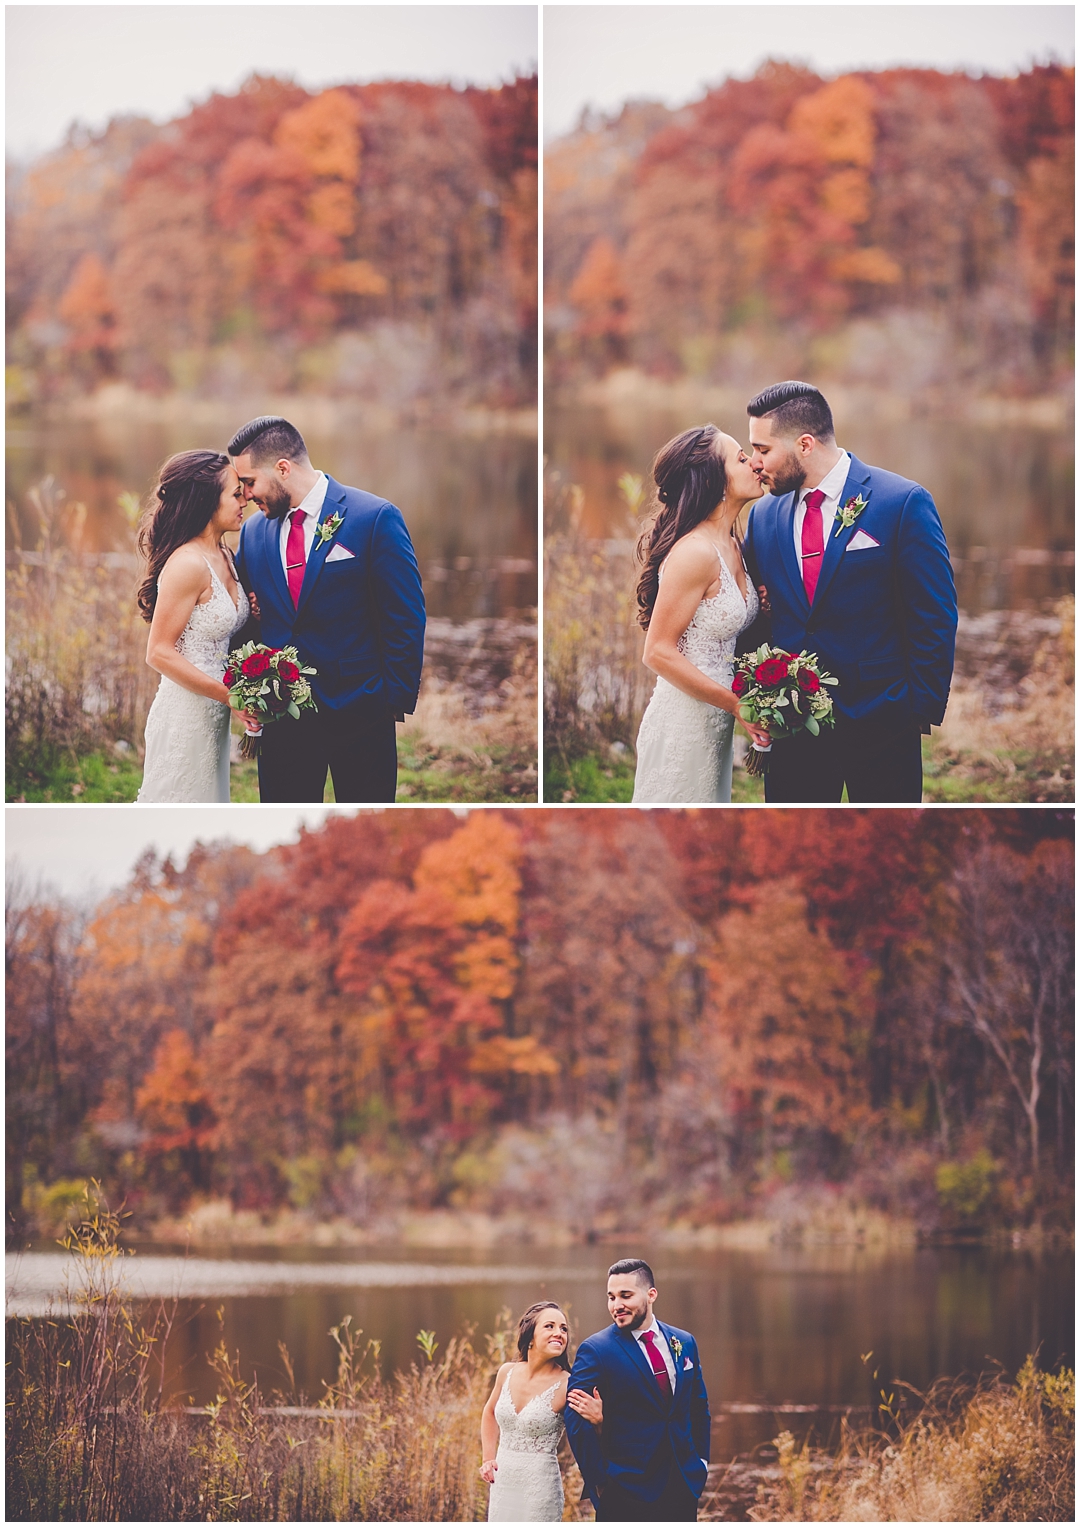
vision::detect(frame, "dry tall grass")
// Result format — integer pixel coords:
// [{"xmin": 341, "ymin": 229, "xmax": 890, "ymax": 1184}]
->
[
  {"xmin": 6, "ymin": 479, "xmax": 155, "ymax": 787},
  {"xmin": 745, "ymin": 1361, "xmax": 1074, "ymax": 1523},
  {"xmin": 6, "ymin": 1201, "xmax": 507, "ymax": 1522},
  {"xmin": 543, "ymin": 474, "xmax": 651, "ymax": 764}
]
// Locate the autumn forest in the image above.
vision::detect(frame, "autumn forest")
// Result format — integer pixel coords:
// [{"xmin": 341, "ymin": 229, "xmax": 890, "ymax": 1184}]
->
[
  {"xmin": 546, "ymin": 62, "xmax": 1073, "ymax": 395},
  {"xmin": 7, "ymin": 808, "xmax": 1072, "ymax": 1243},
  {"xmin": 7, "ymin": 73, "xmax": 538, "ymax": 408}
]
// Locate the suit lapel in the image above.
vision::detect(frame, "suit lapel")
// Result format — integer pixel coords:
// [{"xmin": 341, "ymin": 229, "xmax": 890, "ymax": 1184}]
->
[
  {"xmin": 776, "ymin": 491, "xmax": 810, "ymax": 617},
  {"xmin": 296, "ymin": 479, "xmax": 348, "ymax": 617},
  {"xmin": 616, "ymin": 1328, "xmax": 666, "ymax": 1411},
  {"xmin": 811, "ymin": 455, "xmax": 873, "ymax": 609},
  {"xmin": 254, "ymin": 508, "xmax": 292, "ymax": 615},
  {"xmin": 658, "ymin": 1321, "xmax": 682, "ymax": 1400}
]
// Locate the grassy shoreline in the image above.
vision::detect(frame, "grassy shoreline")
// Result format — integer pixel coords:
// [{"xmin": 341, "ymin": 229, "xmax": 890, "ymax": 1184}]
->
[{"xmin": 95, "ymin": 1200, "xmax": 1069, "ymax": 1254}]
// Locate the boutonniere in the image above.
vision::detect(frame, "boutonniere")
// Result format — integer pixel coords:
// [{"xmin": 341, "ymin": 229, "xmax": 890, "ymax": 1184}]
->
[
  {"xmin": 670, "ymin": 1336, "xmax": 683, "ymax": 1362},
  {"xmin": 834, "ymin": 493, "xmax": 869, "ymax": 536},
  {"xmin": 314, "ymin": 510, "xmax": 344, "ymax": 547}
]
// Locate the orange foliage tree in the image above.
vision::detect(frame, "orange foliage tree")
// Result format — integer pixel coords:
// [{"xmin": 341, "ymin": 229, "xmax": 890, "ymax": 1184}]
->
[
  {"xmin": 335, "ymin": 812, "xmax": 555, "ymax": 1140},
  {"xmin": 135, "ymin": 1029, "xmax": 218, "ymax": 1199},
  {"xmin": 705, "ymin": 880, "xmax": 875, "ymax": 1173}
]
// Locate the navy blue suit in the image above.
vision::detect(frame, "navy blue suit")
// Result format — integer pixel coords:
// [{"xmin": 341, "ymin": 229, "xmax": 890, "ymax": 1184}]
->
[
  {"xmin": 565, "ymin": 1322, "xmax": 710, "ymax": 1518},
  {"xmin": 745, "ymin": 454, "xmax": 957, "ymax": 801},
  {"xmin": 234, "ymin": 476, "xmax": 425, "ymax": 802}
]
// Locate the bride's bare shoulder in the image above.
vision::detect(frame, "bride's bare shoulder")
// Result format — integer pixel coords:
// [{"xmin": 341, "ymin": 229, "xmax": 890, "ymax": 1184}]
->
[{"xmin": 661, "ymin": 531, "xmax": 720, "ymax": 583}]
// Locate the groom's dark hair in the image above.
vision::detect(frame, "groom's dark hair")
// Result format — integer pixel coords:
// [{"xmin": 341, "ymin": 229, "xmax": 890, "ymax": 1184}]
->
[
  {"xmin": 227, "ymin": 415, "xmax": 309, "ymax": 465},
  {"xmin": 748, "ymin": 381, "xmax": 834, "ymax": 442},
  {"xmin": 609, "ymin": 1258, "xmax": 655, "ymax": 1289}
]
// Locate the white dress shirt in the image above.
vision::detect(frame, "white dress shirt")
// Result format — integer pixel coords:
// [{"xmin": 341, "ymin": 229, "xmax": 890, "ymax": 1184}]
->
[
  {"xmin": 632, "ymin": 1316, "xmax": 676, "ymax": 1389},
  {"xmin": 792, "ymin": 450, "xmax": 851, "ymax": 566},
  {"xmin": 278, "ymin": 471, "xmax": 329, "ymax": 583}
]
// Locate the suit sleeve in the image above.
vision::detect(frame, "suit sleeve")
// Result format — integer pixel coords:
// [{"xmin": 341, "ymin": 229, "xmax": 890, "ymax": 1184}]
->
[
  {"xmin": 229, "ymin": 521, "xmax": 260, "ymax": 650},
  {"xmin": 688, "ymin": 1339, "xmax": 711, "ymax": 1465},
  {"xmin": 896, "ymin": 485, "xmax": 957, "ymax": 726},
  {"xmin": 372, "ymin": 503, "xmax": 425, "ymax": 715},
  {"xmin": 564, "ymin": 1341, "xmax": 607, "ymax": 1495}
]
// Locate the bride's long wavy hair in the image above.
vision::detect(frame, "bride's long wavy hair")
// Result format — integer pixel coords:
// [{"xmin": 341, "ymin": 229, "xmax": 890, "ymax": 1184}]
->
[
  {"xmin": 516, "ymin": 1302, "xmax": 571, "ymax": 1370},
  {"xmin": 635, "ymin": 424, "xmax": 729, "ymax": 629},
  {"xmin": 137, "ymin": 450, "xmax": 233, "ymax": 622}
]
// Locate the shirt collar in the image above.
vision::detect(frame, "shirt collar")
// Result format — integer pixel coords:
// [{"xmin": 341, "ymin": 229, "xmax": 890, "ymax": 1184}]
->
[
  {"xmin": 633, "ymin": 1316, "xmax": 661, "ymax": 1342},
  {"xmin": 801, "ymin": 451, "xmax": 850, "ymax": 506},
  {"xmin": 294, "ymin": 471, "xmax": 328, "ymax": 519}
]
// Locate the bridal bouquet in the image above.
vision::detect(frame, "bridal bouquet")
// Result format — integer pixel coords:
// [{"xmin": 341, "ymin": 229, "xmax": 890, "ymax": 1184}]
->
[
  {"xmin": 224, "ymin": 642, "xmax": 317, "ymax": 759},
  {"xmin": 732, "ymin": 644, "xmax": 839, "ymax": 776}
]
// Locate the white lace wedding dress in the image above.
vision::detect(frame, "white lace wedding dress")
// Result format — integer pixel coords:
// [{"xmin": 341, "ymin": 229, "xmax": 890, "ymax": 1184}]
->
[
  {"xmin": 486, "ymin": 1375, "xmax": 566, "ymax": 1522},
  {"xmin": 633, "ymin": 551, "xmax": 759, "ymax": 803},
  {"xmin": 137, "ymin": 559, "xmax": 248, "ymax": 803}
]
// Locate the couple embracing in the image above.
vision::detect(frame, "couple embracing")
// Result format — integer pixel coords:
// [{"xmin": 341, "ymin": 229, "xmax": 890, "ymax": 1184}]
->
[
  {"xmin": 136, "ymin": 415, "xmax": 425, "ymax": 804},
  {"xmin": 481, "ymin": 1259, "xmax": 709, "ymax": 1522},
  {"xmin": 632, "ymin": 380, "xmax": 958, "ymax": 803}
]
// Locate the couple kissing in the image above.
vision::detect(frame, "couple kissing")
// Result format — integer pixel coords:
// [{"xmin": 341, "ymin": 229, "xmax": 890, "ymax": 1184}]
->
[
  {"xmin": 136, "ymin": 415, "xmax": 425, "ymax": 805},
  {"xmin": 481, "ymin": 1259, "xmax": 709, "ymax": 1522},
  {"xmin": 632, "ymin": 380, "xmax": 958, "ymax": 803}
]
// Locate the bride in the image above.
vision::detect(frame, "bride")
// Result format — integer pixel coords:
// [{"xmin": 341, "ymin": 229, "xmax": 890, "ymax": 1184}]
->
[
  {"xmin": 480, "ymin": 1302, "xmax": 602, "ymax": 1522},
  {"xmin": 136, "ymin": 450, "xmax": 255, "ymax": 802},
  {"xmin": 632, "ymin": 424, "xmax": 771, "ymax": 802}
]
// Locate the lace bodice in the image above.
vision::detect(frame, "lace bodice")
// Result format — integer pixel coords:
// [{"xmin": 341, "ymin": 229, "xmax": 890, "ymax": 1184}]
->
[
  {"xmin": 632, "ymin": 550, "xmax": 759, "ymax": 804},
  {"xmin": 137, "ymin": 556, "xmax": 248, "ymax": 804},
  {"xmin": 174, "ymin": 560, "xmax": 248, "ymax": 675},
  {"xmin": 674, "ymin": 553, "xmax": 759, "ymax": 685},
  {"xmin": 494, "ymin": 1376, "xmax": 565, "ymax": 1457}
]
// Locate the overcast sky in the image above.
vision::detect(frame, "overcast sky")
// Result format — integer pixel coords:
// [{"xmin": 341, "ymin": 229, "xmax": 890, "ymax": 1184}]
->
[
  {"xmin": 545, "ymin": 4, "xmax": 1075, "ymax": 140},
  {"xmin": 7, "ymin": 3, "xmax": 538, "ymax": 159},
  {"xmin": 6, "ymin": 806, "xmax": 361, "ymax": 902}
]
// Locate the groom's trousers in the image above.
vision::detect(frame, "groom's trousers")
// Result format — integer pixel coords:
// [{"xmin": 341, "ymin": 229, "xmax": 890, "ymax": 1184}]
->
[
  {"xmin": 596, "ymin": 1463, "xmax": 698, "ymax": 1521},
  {"xmin": 257, "ymin": 702, "xmax": 398, "ymax": 803},
  {"xmin": 764, "ymin": 707, "xmax": 923, "ymax": 803}
]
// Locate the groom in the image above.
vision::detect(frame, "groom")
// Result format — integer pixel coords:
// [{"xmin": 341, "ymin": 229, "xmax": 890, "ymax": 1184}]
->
[
  {"xmin": 230, "ymin": 416, "xmax": 425, "ymax": 803},
  {"xmin": 744, "ymin": 381, "xmax": 957, "ymax": 802},
  {"xmin": 565, "ymin": 1259, "xmax": 710, "ymax": 1522}
]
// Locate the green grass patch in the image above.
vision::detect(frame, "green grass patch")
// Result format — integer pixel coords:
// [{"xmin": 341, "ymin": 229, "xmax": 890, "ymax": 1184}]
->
[
  {"xmin": 8, "ymin": 747, "xmax": 145, "ymax": 803},
  {"xmin": 396, "ymin": 732, "xmax": 537, "ymax": 802},
  {"xmin": 12, "ymin": 730, "xmax": 538, "ymax": 804},
  {"xmin": 546, "ymin": 746, "xmax": 768, "ymax": 803}
]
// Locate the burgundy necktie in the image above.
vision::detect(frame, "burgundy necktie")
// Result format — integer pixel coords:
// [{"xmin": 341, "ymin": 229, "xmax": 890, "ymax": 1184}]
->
[
  {"xmin": 800, "ymin": 488, "xmax": 826, "ymax": 603},
  {"xmin": 286, "ymin": 509, "xmax": 307, "ymax": 606},
  {"xmin": 641, "ymin": 1329, "xmax": 671, "ymax": 1397}
]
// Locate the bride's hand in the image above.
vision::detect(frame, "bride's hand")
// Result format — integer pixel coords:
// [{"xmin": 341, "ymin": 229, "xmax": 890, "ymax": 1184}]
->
[
  {"xmin": 247, "ymin": 590, "xmax": 261, "ymax": 621},
  {"xmin": 740, "ymin": 716, "xmax": 771, "ymax": 749},
  {"xmin": 567, "ymin": 1385, "xmax": 603, "ymax": 1430},
  {"xmin": 480, "ymin": 1459, "xmax": 498, "ymax": 1484},
  {"xmin": 757, "ymin": 583, "xmax": 770, "ymax": 613}
]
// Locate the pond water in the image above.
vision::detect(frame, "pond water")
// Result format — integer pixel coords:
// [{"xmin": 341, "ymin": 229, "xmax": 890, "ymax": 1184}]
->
[
  {"xmin": 6, "ymin": 414, "xmax": 537, "ymax": 622},
  {"xmin": 546, "ymin": 405, "xmax": 1074, "ymax": 615},
  {"xmin": 10, "ymin": 1240, "xmax": 1072, "ymax": 1458}
]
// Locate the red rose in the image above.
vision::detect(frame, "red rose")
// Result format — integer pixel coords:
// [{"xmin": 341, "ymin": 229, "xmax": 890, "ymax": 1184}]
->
[
  {"xmin": 241, "ymin": 652, "xmax": 271, "ymax": 677},
  {"xmin": 732, "ymin": 672, "xmax": 748, "ymax": 696},
  {"xmin": 276, "ymin": 659, "xmax": 300, "ymax": 683},
  {"xmin": 797, "ymin": 668, "xmax": 821, "ymax": 694},
  {"xmin": 223, "ymin": 669, "xmax": 236, "ymax": 688},
  {"xmin": 754, "ymin": 656, "xmax": 792, "ymax": 687}
]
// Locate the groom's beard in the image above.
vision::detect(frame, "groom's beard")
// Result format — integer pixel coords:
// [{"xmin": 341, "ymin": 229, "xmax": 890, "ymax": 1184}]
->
[
  {"xmin": 258, "ymin": 481, "xmax": 294, "ymax": 520},
  {"xmin": 765, "ymin": 452, "xmax": 807, "ymax": 497}
]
